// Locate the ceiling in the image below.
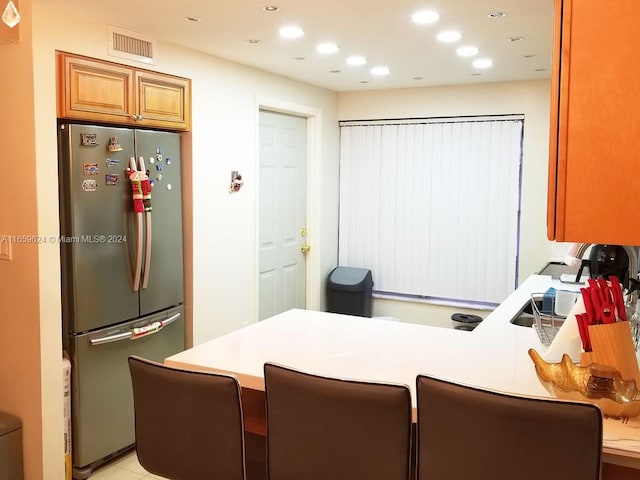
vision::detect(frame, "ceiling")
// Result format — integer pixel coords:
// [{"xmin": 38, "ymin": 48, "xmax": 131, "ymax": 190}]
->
[{"xmin": 46, "ymin": 0, "xmax": 554, "ymax": 92}]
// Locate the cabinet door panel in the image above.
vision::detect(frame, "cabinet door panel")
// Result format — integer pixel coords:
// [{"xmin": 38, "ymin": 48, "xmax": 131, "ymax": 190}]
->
[
  {"xmin": 58, "ymin": 53, "xmax": 135, "ymax": 124},
  {"xmin": 136, "ymin": 71, "xmax": 191, "ymax": 131},
  {"xmin": 549, "ymin": 0, "xmax": 640, "ymax": 244}
]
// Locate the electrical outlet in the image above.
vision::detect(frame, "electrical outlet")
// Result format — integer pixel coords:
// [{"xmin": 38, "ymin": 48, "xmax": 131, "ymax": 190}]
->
[{"xmin": 0, "ymin": 236, "xmax": 12, "ymax": 261}]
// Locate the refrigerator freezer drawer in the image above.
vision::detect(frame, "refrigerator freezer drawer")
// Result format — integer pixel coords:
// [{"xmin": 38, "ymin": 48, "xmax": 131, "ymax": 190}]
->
[{"xmin": 69, "ymin": 306, "xmax": 185, "ymax": 475}]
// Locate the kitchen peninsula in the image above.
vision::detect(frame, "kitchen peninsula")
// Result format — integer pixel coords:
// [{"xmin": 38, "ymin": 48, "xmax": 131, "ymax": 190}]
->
[{"xmin": 166, "ymin": 275, "xmax": 640, "ymax": 477}]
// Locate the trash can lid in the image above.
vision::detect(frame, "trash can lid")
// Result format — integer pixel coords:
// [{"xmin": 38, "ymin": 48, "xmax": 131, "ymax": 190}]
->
[
  {"xmin": 328, "ymin": 267, "xmax": 372, "ymax": 291},
  {"xmin": 0, "ymin": 411, "xmax": 21, "ymax": 435}
]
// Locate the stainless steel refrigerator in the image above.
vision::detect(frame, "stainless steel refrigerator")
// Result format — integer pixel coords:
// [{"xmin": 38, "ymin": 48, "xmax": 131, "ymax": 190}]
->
[{"xmin": 58, "ymin": 124, "xmax": 185, "ymax": 479}]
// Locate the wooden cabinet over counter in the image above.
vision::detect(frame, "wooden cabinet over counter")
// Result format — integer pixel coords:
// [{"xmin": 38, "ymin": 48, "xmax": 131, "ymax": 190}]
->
[
  {"xmin": 547, "ymin": 0, "xmax": 640, "ymax": 245},
  {"xmin": 57, "ymin": 51, "xmax": 191, "ymax": 131}
]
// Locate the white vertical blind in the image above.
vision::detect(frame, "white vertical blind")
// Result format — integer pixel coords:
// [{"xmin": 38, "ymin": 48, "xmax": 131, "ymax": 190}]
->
[{"xmin": 338, "ymin": 116, "xmax": 524, "ymax": 305}]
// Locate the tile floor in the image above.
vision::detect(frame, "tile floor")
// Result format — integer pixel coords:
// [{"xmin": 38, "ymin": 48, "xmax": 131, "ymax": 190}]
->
[{"xmin": 89, "ymin": 450, "xmax": 167, "ymax": 480}]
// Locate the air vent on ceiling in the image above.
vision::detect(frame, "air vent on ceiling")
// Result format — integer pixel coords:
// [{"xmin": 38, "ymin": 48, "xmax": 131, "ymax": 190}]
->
[{"xmin": 108, "ymin": 25, "xmax": 156, "ymax": 64}]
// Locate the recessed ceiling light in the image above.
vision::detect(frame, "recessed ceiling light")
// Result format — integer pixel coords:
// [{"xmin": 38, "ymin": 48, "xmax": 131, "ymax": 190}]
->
[
  {"xmin": 437, "ymin": 31, "xmax": 462, "ymax": 43},
  {"xmin": 488, "ymin": 12, "xmax": 506, "ymax": 18},
  {"xmin": 471, "ymin": 73, "xmax": 483, "ymax": 76},
  {"xmin": 456, "ymin": 46, "xmax": 479, "ymax": 57},
  {"xmin": 316, "ymin": 42, "xmax": 339, "ymax": 54},
  {"xmin": 346, "ymin": 55, "xmax": 367, "ymax": 66},
  {"xmin": 247, "ymin": 39, "xmax": 262, "ymax": 44},
  {"xmin": 330, "ymin": 70, "xmax": 341, "ymax": 74},
  {"xmin": 263, "ymin": 5, "xmax": 279, "ymax": 12},
  {"xmin": 185, "ymin": 16, "xmax": 202, "ymax": 22},
  {"xmin": 524, "ymin": 54, "xmax": 537, "ymax": 58},
  {"xmin": 509, "ymin": 36, "xmax": 524, "ymax": 42},
  {"xmin": 472, "ymin": 58, "xmax": 493, "ymax": 69},
  {"xmin": 535, "ymin": 68, "xmax": 547, "ymax": 72},
  {"xmin": 359, "ymin": 80, "xmax": 370, "ymax": 84},
  {"xmin": 293, "ymin": 56, "xmax": 305, "ymax": 61},
  {"xmin": 371, "ymin": 66, "xmax": 390, "ymax": 76},
  {"xmin": 279, "ymin": 25, "xmax": 304, "ymax": 39},
  {"xmin": 411, "ymin": 10, "xmax": 440, "ymax": 24},
  {"xmin": 413, "ymin": 77, "xmax": 424, "ymax": 81}
]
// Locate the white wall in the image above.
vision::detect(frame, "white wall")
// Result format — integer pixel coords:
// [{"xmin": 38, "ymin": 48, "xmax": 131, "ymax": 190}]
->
[{"xmin": 338, "ymin": 80, "xmax": 558, "ymax": 326}]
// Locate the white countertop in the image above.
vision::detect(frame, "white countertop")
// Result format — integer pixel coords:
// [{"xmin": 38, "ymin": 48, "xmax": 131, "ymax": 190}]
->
[{"xmin": 166, "ymin": 274, "xmax": 640, "ymax": 466}]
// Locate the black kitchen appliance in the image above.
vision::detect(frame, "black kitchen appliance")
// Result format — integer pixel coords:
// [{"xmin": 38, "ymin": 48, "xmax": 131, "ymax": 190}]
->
[{"xmin": 588, "ymin": 244, "xmax": 630, "ymax": 287}]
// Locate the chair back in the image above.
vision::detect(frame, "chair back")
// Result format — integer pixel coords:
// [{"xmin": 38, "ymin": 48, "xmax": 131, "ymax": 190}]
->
[
  {"xmin": 415, "ymin": 374, "xmax": 602, "ymax": 480},
  {"xmin": 264, "ymin": 362, "xmax": 412, "ymax": 480},
  {"xmin": 128, "ymin": 356, "xmax": 246, "ymax": 480}
]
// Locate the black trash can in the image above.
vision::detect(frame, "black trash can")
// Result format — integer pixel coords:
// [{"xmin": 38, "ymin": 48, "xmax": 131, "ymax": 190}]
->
[
  {"xmin": 0, "ymin": 411, "xmax": 23, "ymax": 480},
  {"xmin": 326, "ymin": 266, "xmax": 373, "ymax": 317}
]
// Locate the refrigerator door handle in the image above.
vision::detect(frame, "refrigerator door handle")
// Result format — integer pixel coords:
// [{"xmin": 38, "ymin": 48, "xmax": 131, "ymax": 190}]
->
[
  {"xmin": 89, "ymin": 312, "xmax": 181, "ymax": 346},
  {"xmin": 142, "ymin": 212, "xmax": 152, "ymax": 289},
  {"xmin": 138, "ymin": 156, "xmax": 152, "ymax": 290},
  {"xmin": 89, "ymin": 330, "xmax": 133, "ymax": 346},
  {"xmin": 130, "ymin": 156, "xmax": 143, "ymax": 292},
  {"xmin": 132, "ymin": 213, "xmax": 143, "ymax": 291}
]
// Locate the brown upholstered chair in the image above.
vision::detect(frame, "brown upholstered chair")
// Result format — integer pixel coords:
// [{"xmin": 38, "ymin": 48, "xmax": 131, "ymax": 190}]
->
[
  {"xmin": 263, "ymin": 362, "xmax": 412, "ymax": 480},
  {"xmin": 415, "ymin": 374, "xmax": 602, "ymax": 480},
  {"xmin": 128, "ymin": 356, "xmax": 246, "ymax": 480}
]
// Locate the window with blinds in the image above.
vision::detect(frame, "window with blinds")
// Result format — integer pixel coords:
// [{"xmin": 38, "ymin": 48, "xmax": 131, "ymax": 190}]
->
[{"xmin": 338, "ymin": 115, "xmax": 524, "ymax": 306}]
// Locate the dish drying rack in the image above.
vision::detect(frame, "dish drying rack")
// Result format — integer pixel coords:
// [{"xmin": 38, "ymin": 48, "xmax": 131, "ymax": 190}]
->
[
  {"xmin": 531, "ymin": 293, "xmax": 564, "ymax": 346},
  {"xmin": 530, "ymin": 293, "xmax": 640, "ymax": 349}
]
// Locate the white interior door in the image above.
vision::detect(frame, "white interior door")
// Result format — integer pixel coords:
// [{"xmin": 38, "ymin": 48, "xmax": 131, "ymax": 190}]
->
[{"xmin": 259, "ymin": 110, "xmax": 307, "ymax": 320}]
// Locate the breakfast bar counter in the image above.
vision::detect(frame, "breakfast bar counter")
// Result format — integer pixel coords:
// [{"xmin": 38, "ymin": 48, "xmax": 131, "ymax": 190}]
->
[{"xmin": 165, "ymin": 275, "xmax": 640, "ymax": 476}]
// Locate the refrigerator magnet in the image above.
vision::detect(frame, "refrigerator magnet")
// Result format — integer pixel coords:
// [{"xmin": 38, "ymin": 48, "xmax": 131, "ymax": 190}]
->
[
  {"xmin": 82, "ymin": 179, "xmax": 98, "ymax": 192},
  {"xmin": 106, "ymin": 158, "xmax": 120, "ymax": 167},
  {"xmin": 105, "ymin": 174, "xmax": 120, "ymax": 186},
  {"xmin": 83, "ymin": 163, "xmax": 99, "ymax": 176},
  {"xmin": 107, "ymin": 137, "xmax": 123, "ymax": 152},
  {"xmin": 80, "ymin": 133, "xmax": 98, "ymax": 146}
]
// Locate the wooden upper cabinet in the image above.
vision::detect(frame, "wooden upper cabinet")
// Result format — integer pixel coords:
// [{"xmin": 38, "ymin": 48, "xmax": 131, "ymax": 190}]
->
[
  {"xmin": 58, "ymin": 53, "xmax": 134, "ymax": 124},
  {"xmin": 135, "ymin": 71, "xmax": 191, "ymax": 131},
  {"xmin": 548, "ymin": 0, "xmax": 640, "ymax": 245},
  {"xmin": 57, "ymin": 51, "xmax": 191, "ymax": 131}
]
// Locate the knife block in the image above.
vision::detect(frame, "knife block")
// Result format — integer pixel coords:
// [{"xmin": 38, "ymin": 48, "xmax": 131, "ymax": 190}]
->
[{"xmin": 581, "ymin": 321, "xmax": 640, "ymax": 387}]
